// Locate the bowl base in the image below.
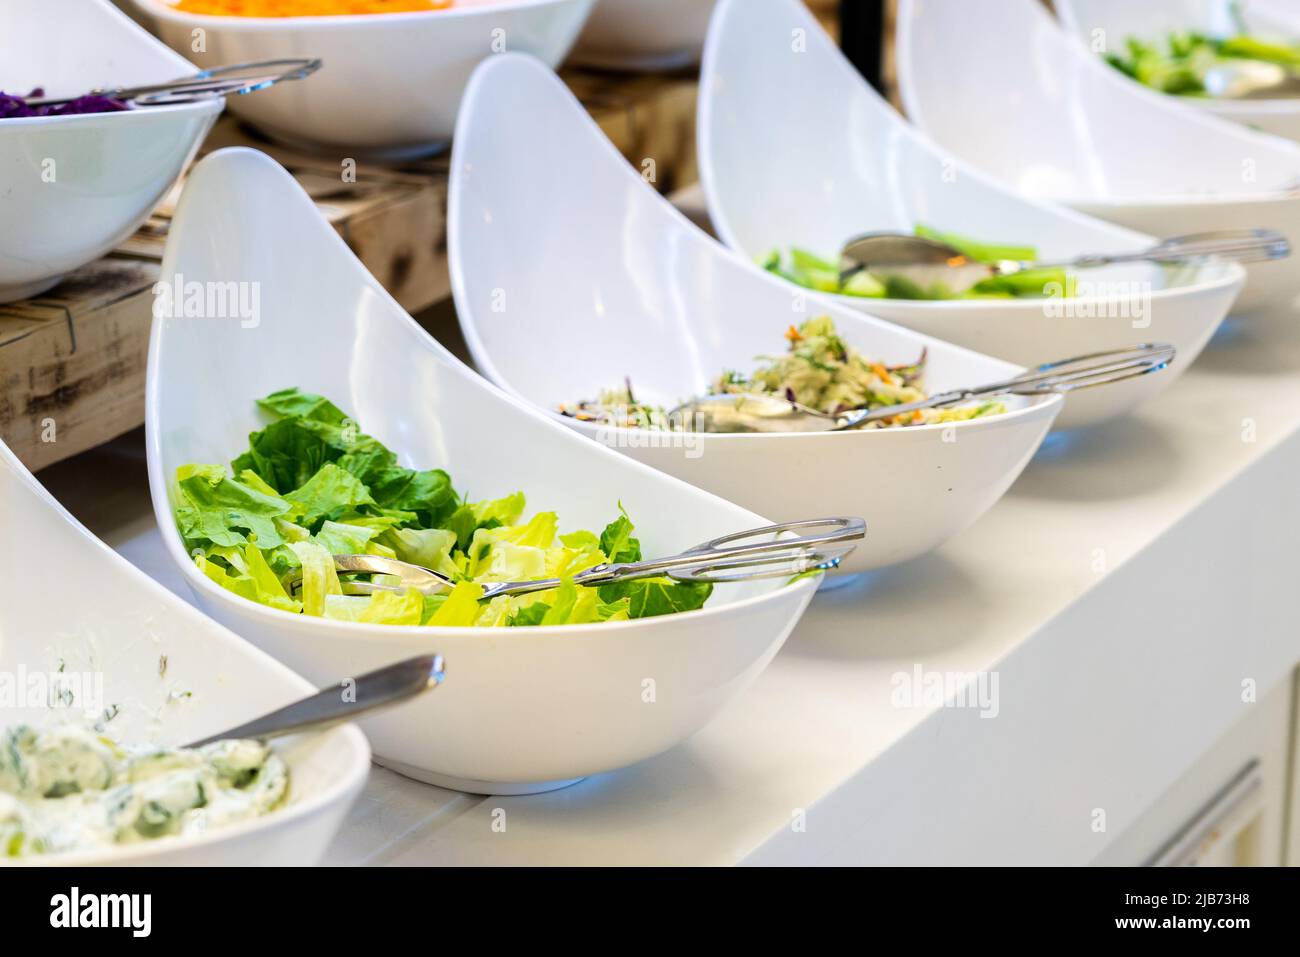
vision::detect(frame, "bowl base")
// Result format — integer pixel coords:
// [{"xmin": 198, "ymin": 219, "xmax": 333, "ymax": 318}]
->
[
  {"xmin": 817, "ymin": 571, "xmax": 867, "ymax": 592},
  {"xmin": 568, "ymin": 48, "xmax": 698, "ymax": 72},
  {"xmin": 374, "ymin": 755, "xmax": 587, "ymax": 795},
  {"xmin": 253, "ymin": 126, "xmax": 450, "ymax": 163},
  {"xmin": 0, "ymin": 275, "xmax": 63, "ymax": 304}
]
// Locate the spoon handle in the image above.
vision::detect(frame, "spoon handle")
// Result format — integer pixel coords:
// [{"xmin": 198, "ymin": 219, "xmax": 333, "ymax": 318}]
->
[
  {"xmin": 1037, "ymin": 228, "xmax": 1290, "ymax": 271},
  {"xmin": 837, "ymin": 343, "xmax": 1176, "ymax": 429},
  {"xmin": 184, "ymin": 654, "xmax": 445, "ymax": 749}
]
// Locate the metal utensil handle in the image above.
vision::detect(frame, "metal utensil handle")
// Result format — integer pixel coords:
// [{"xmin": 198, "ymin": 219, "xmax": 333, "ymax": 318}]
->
[
  {"xmin": 577, "ymin": 517, "xmax": 867, "ymax": 584},
  {"xmin": 184, "ymin": 654, "xmax": 444, "ymax": 749},
  {"xmin": 838, "ymin": 343, "xmax": 1175, "ymax": 428},
  {"xmin": 29, "ymin": 59, "xmax": 321, "ymax": 108},
  {"xmin": 479, "ymin": 518, "xmax": 866, "ymax": 595},
  {"xmin": 133, "ymin": 59, "xmax": 323, "ymax": 106},
  {"xmin": 295, "ymin": 519, "xmax": 866, "ymax": 600},
  {"xmin": 1048, "ymin": 228, "xmax": 1290, "ymax": 270},
  {"xmin": 667, "ymin": 545, "xmax": 858, "ymax": 583},
  {"xmin": 1004, "ymin": 343, "xmax": 1176, "ymax": 394}
]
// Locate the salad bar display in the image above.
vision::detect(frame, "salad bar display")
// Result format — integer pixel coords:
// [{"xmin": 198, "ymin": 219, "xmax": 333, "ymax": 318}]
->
[{"xmin": 1, "ymin": 0, "xmax": 1297, "ymax": 873}]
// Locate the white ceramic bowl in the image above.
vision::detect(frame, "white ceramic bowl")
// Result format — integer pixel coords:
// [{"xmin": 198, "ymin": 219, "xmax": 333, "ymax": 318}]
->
[
  {"xmin": 698, "ymin": 0, "xmax": 1242, "ymax": 429},
  {"xmin": 131, "ymin": 0, "xmax": 597, "ymax": 158},
  {"xmin": 1249, "ymin": 0, "xmax": 1300, "ymax": 32},
  {"xmin": 145, "ymin": 146, "xmax": 819, "ymax": 795},
  {"xmin": 449, "ymin": 53, "xmax": 1062, "ymax": 574},
  {"xmin": 569, "ymin": 0, "xmax": 716, "ymax": 70},
  {"xmin": 0, "ymin": 438, "xmax": 369, "ymax": 866},
  {"xmin": 0, "ymin": 0, "xmax": 220, "ymax": 303},
  {"xmin": 1056, "ymin": 0, "xmax": 1300, "ymax": 144},
  {"xmin": 896, "ymin": 0, "xmax": 1300, "ymax": 312}
]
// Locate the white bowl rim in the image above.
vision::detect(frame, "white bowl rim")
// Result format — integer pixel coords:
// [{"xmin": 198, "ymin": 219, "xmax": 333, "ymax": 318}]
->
[
  {"xmin": 894, "ymin": 0, "xmax": 1300, "ymax": 209},
  {"xmin": 148, "ymin": 144, "xmax": 822, "ymax": 641},
  {"xmin": 698, "ymin": 1, "xmax": 1253, "ymax": 298},
  {"xmin": 135, "ymin": 0, "xmax": 588, "ymax": 29},
  {"xmin": 0, "ymin": 440, "xmax": 371, "ymax": 868},
  {"xmin": 449, "ymin": 53, "xmax": 1066, "ymax": 441}
]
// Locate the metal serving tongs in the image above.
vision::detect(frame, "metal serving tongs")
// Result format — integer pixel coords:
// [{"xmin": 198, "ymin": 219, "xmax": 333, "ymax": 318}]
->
[
  {"xmin": 282, "ymin": 517, "xmax": 867, "ymax": 599},
  {"xmin": 23, "ymin": 59, "xmax": 322, "ymax": 109},
  {"xmin": 671, "ymin": 343, "xmax": 1176, "ymax": 434},
  {"xmin": 838, "ymin": 228, "xmax": 1290, "ymax": 295}
]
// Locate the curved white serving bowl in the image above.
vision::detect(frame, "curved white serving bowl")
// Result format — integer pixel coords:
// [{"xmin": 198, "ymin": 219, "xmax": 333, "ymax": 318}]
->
[
  {"xmin": 896, "ymin": 0, "xmax": 1300, "ymax": 312},
  {"xmin": 145, "ymin": 146, "xmax": 818, "ymax": 795},
  {"xmin": 0, "ymin": 439, "xmax": 370, "ymax": 867},
  {"xmin": 449, "ymin": 53, "xmax": 1062, "ymax": 575},
  {"xmin": 1249, "ymin": 0, "xmax": 1300, "ymax": 32},
  {"xmin": 0, "ymin": 0, "xmax": 220, "ymax": 303},
  {"xmin": 698, "ymin": 0, "xmax": 1242, "ymax": 429},
  {"xmin": 569, "ymin": 0, "xmax": 716, "ymax": 70},
  {"xmin": 1056, "ymin": 0, "xmax": 1300, "ymax": 144},
  {"xmin": 131, "ymin": 0, "xmax": 596, "ymax": 158}
]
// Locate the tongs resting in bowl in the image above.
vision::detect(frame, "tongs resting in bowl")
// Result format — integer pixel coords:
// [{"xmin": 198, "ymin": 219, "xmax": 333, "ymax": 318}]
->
[
  {"xmin": 282, "ymin": 517, "xmax": 867, "ymax": 599},
  {"xmin": 673, "ymin": 343, "xmax": 1176, "ymax": 434},
  {"xmin": 24, "ymin": 59, "xmax": 321, "ymax": 108}
]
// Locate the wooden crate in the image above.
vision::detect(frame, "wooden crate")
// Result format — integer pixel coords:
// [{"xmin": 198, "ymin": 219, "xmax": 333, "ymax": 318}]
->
[{"xmin": 0, "ymin": 66, "xmax": 702, "ymax": 471}]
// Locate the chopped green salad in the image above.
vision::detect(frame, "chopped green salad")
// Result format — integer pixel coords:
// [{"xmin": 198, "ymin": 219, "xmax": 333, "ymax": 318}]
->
[
  {"xmin": 761, "ymin": 225, "xmax": 1073, "ymax": 300},
  {"xmin": 1104, "ymin": 31, "xmax": 1300, "ymax": 95},
  {"xmin": 172, "ymin": 388, "xmax": 711, "ymax": 627},
  {"xmin": 560, "ymin": 315, "xmax": 1006, "ymax": 429}
]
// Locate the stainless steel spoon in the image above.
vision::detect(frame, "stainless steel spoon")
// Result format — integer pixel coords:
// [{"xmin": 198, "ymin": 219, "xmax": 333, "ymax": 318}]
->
[
  {"xmin": 671, "ymin": 343, "xmax": 1175, "ymax": 434},
  {"xmin": 185, "ymin": 654, "xmax": 444, "ymax": 749},
  {"xmin": 838, "ymin": 228, "xmax": 1290, "ymax": 295}
]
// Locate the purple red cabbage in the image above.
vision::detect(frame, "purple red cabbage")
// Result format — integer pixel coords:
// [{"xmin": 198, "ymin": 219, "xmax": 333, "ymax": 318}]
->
[{"xmin": 0, "ymin": 88, "xmax": 130, "ymax": 119}]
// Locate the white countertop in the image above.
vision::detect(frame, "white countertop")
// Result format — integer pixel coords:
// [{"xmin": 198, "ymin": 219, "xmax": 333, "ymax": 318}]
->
[{"xmin": 37, "ymin": 291, "xmax": 1300, "ymax": 865}]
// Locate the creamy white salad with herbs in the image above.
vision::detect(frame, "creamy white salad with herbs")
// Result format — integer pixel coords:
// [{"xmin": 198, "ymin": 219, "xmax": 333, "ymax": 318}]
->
[{"xmin": 0, "ymin": 725, "xmax": 287, "ymax": 858}]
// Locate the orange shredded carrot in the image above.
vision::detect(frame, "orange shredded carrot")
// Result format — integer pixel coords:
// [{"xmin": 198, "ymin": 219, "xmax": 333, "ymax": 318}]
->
[
  {"xmin": 870, "ymin": 362, "xmax": 894, "ymax": 384},
  {"xmin": 171, "ymin": 0, "xmax": 451, "ymax": 16},
  {"xmin": 784, "ymin": 324, "xmax": 803, "ymax": 344}
]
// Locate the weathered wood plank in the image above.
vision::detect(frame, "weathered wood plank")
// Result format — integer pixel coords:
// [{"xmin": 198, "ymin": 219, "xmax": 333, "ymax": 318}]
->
[{"xmin": 0, "ymin": 259, "xmax": 159, "ymax": 471}]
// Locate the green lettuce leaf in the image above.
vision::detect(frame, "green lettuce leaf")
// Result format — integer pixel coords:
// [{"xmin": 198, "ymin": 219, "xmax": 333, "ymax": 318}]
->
[
  {"xmin": 174, "ymin": 464, "xmax": 290, "ymax": 550},
  {"xmin": 598, "ymin": 578, "xmax": 713, "ymax": 618},
  {"xmin": 284, "ymin": 462, "xmax": 376, "ymax": 531},
  {"xmin": 599, "ymin": 506, "xmax": 640, "ymax": 564}
]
